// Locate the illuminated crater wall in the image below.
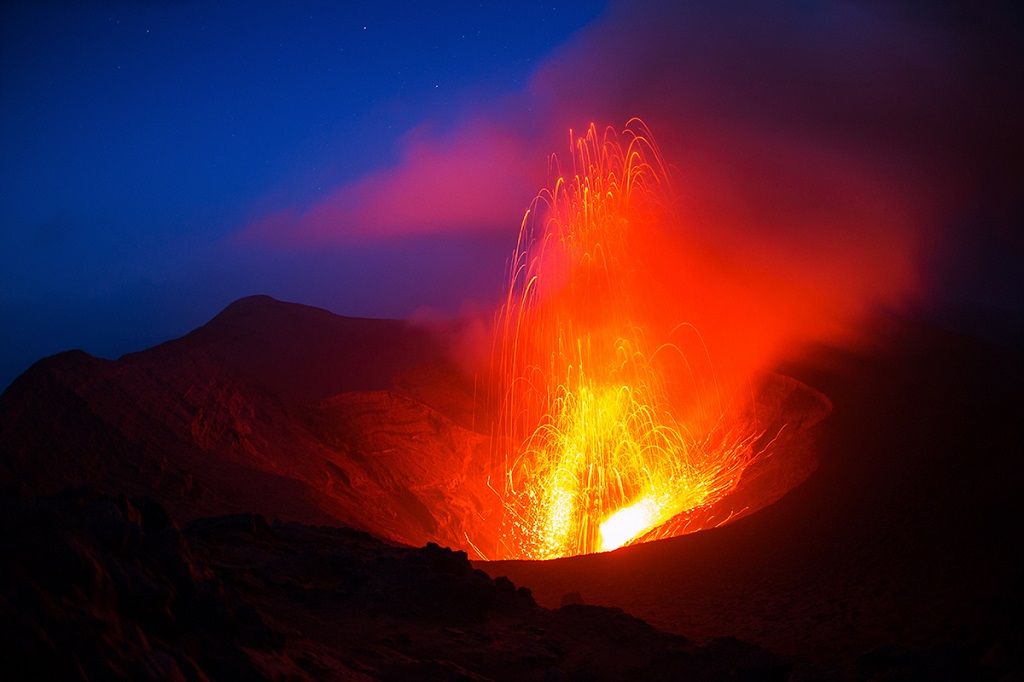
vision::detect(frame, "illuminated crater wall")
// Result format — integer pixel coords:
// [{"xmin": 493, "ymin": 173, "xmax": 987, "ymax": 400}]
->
[{"xmin": 486, "ymin": 121, "xmax": 830, "ymax": 560}]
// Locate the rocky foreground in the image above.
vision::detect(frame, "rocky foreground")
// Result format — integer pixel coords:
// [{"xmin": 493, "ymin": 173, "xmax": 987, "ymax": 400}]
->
[{"xmin": 2, "ymin": 487, "xmax": 813, "ymax": 681}]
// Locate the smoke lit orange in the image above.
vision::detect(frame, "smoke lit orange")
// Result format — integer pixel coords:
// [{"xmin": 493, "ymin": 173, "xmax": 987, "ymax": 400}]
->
[{"xmin": 492, "ymin": 120, "xmax": 758, "ymax": 560}]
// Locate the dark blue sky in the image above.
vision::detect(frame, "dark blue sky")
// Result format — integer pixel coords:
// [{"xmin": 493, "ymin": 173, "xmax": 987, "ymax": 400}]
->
[
  {"xmin": 2, "ymin": 0, "xmax": 1021, "ymax": 390},
  {"xmin": 1, "ymin": 1, "xmax": 605, "ymax": 387}
]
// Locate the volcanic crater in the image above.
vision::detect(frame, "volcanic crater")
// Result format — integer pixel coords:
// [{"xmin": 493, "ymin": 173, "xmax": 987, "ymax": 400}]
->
[
  {"xmin": 3, "ymin": 294, "xmax": 1022, "ymax": 679},
  {"xmin": 0, "ymin": 294, "xmax": 829, "ymax": 561}
]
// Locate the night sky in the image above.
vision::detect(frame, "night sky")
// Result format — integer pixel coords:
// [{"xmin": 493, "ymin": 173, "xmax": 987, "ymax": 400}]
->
[{"xmin": 2, "ymin": 0, "xmax": 1021, "ymax": 390}]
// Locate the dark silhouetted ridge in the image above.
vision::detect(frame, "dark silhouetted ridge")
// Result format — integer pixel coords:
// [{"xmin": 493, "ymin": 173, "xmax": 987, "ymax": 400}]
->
[{"xmin": 134, "ymin": 294, "xmax": 441, "ymax": 402}]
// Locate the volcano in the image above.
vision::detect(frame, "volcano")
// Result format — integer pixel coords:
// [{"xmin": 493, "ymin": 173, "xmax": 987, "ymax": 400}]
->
[
  {"xmin": 2, "ymin": 296, "xmax": 1022, "ymax": 679},
  {"xmin": 0, "ymin": 293, "xmax": 825, "ymax": 559},
  {"xmin": 0, "ymin": 295, "xmax": 501, "ymax": 553}
]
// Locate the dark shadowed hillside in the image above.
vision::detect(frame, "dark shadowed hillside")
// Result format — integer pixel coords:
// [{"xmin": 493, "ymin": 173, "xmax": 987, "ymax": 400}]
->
[
  {"xmin": 135, "ymin": 295, "xmax": 443, "ymax": 402},
  {"xmin": 2, "ymin": 487, "xmax": 803, "ymax": 681},
  {"xmin": 0, "ymin": 296, "xmax": 497, "ymax": 553}
]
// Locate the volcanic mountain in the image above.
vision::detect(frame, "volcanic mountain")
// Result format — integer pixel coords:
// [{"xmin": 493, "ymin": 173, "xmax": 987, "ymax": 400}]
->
[
  {"xmin": 0, "ymin": 295, "xmax": 500, "ymax": 554},
  {"xmin": 2, "ymin": 295, "xmax": 1021, "ymax": 679},
  {"xmin": 0, "ymin": 294, "xmax": 825, "ymax": 561}
]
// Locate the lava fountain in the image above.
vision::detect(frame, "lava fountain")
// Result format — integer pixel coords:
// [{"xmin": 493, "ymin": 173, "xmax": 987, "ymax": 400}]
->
[{"xmin": 492, "ymin": 120, "xmax": 761, "ymax": 560}]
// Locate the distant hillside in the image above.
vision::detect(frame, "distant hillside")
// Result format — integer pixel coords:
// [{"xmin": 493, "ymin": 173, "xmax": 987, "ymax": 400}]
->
[{"xmin": 0, "ymin": 295, "xmax": 498, "ymax": 553}]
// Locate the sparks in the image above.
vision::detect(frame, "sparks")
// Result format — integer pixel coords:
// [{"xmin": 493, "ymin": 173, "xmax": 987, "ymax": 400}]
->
[{"xmin": 492, "ymin": 119, "xmax": 757, "ymax": 559}]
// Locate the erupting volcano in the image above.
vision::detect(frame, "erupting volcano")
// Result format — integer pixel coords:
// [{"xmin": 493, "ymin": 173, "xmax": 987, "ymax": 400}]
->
[{"xmin": 491, "ymin": 120, "xmax": 761, "ymax": 560}]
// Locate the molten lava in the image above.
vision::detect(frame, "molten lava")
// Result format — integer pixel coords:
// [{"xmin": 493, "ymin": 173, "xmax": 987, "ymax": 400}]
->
[{"xmin": 493, "ymin": 120, "xmax": 759, "ymax": 560}]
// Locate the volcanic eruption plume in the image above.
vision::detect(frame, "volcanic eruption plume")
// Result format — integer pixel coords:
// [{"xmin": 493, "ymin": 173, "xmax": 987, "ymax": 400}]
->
[{"xmin": 492, "ymin": 120, "xmax": 761, "ymax": 560}]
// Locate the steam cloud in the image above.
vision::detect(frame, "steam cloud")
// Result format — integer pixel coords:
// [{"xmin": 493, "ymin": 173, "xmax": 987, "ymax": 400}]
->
[{"xmin": 243, "ymin": 0, "xmax": 1022, "ymax": 360}]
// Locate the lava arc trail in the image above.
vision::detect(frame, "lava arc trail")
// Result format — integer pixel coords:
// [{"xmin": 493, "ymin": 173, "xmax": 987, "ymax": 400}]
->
[{"xmin": 492, "ymin": 120, "xmax": 758, "ymax": 560}]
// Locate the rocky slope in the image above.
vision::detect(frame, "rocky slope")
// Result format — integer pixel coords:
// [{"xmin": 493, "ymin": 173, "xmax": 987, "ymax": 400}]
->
[
  {"xmin": 0, "ymin": 296, "xmax": 499, "ymax": 554},
  {"xmin": 1, "ymin": 487, "xmax": 802, "ymax": 681}
]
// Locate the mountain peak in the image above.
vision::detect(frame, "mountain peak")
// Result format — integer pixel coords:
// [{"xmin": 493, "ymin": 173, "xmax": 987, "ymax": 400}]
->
[{"xmin": 130, "ymin": 296, "xmax": 440, "ymax": 402}]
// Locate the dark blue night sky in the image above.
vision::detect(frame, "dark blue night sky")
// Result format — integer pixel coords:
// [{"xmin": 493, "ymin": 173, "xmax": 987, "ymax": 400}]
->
[
  {"xmin": 2, "ymin": 0, "xmax": 1021, "ymax": 389},
  {"xmin": 1, "ymin": 1, "xmax": 604, "ymax": 387}
]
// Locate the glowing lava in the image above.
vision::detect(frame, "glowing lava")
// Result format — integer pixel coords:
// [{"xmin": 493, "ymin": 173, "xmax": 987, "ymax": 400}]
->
[{"xmin": 493, "ymin": 120, "xmax": 757, "ymax": 560}]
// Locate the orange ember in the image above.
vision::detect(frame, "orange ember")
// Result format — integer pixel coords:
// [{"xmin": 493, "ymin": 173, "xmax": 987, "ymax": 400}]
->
[{"xmin": 492, "ymin": 120, "xmax": 758, "ymax": 560}]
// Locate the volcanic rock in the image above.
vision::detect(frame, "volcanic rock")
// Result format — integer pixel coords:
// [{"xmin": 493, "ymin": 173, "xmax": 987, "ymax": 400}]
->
[
  {"xmin": 2, "ymin": 487, "xmax": 801, "ymax": 681},
  {"xmin": 0, "ymin": 295, "xmax": 497, "ymax": 555},
  {"xmin": 0, "ymin": 487, "xmax": 294, "ymax": 680}
]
